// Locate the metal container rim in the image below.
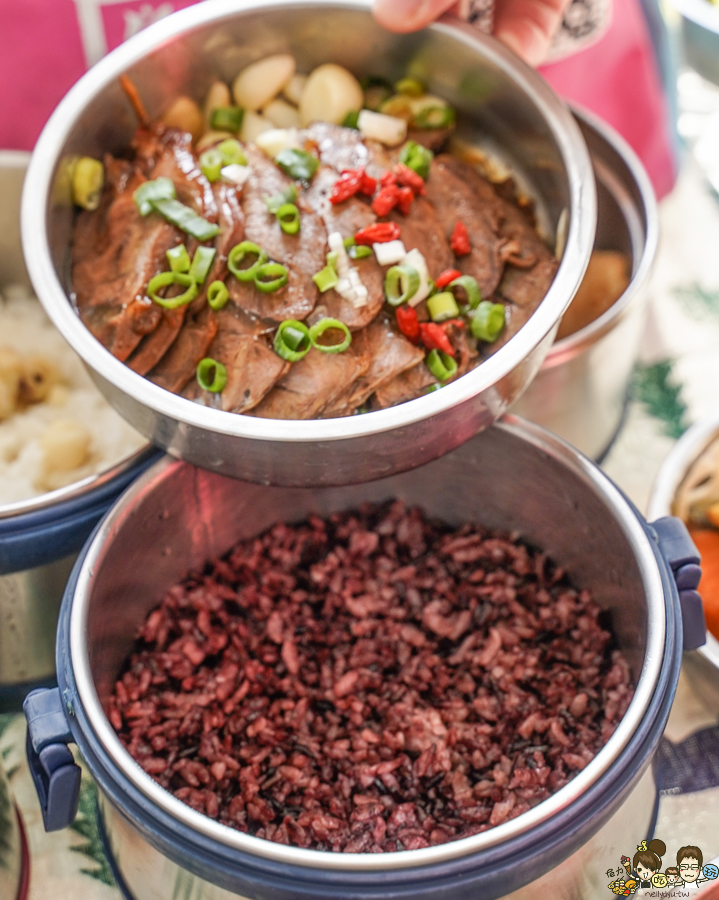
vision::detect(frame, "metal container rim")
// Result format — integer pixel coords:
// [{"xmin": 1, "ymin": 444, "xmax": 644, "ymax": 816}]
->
[
  {"xmin": 21, "ymin": 0, "xmax": 596, "ymax": 447},
  {"xmin": 670, "ymin": 0, "xmax": 719, "ymax": 32},
  {"xmin": 68, "ymin": 415, "xmax": 666, "ymax": 871}
]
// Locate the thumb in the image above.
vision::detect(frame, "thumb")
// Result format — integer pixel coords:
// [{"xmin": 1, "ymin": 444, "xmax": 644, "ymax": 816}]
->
[
  {"xmin": 492, "ymin": 0, "xmax": 574, "ymax": 66},
  {"xmin": 372, "ymin": 0, "xmax": 458, "ymax": 33}
]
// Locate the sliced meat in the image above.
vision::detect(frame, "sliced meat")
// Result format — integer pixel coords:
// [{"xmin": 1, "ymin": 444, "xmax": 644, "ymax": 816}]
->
[
  {"xmin": 499, "ymin": 257, "xmax": 558, "ymax": 311},
  {"xmin": 388, "ymin": 196, "xmax": 454, "ymax": 276},
  {"xmin": 303, "ymin": 122, "xmax": 394, "ymax": 178},
  {"xmin": 371, "ymin": 360, "xmax": 436, "ymax": 409},
  {"xmin": 251, "ymin": 337, "xmax": 371, "ymax": 420},
  {"xmin": 424, "ymin": 154, "xmax": 505, "ymax": 299},
  {"xmin": 478, "ymin": 301, "xmax": 534, "ymax": 357},
  {"xmin": 126, "ymin": 306, "xmax": 187, "ymax": 376},
  {"xmin": 184, "ymin": 305, "xmax": 288, "ymax": 413},
  {"xmin": 228, "ymin": 147, "xmax": 325, "ymax": 322},
  {"xmin": 322, "ymin": 315, "xmax": 425, "ymax": 417},
  {"xmin": 148, "ymin": 306, "xmax": 218, "ymax": 394},
  {"xmin": 407, "ymin": 126, "xmax": 453, "ymax": 152}
]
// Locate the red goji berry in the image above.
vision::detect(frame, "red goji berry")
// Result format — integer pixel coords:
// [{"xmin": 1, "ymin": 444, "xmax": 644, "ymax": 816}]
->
[
  {"xmin": 395, "ymin": 306, "xmax": 420, "ymax": 343},
  {"xmin": 360, "ymin": 172, "xmax": 377, "ymax": 195},
  {"xmin": 450, "ymin": 220, "xmax": 471, "ymax": 256},
  {"xmin": 394, "ymin": 163, "xmax": 426, "ymax": 195},
  {"xmin": 379, "ymin": 170, "xmax": 398, "ymax": 187},
  {"xmin": 397, "ymin": 186, "xmax": 414, "ymax": 216},
  {"xmin": 419, "ymin": 322, "xmax": 455, "ymax": 356},
  {"xmin": 354, "ymin": 222, "xmax": 402, "ymax": 245},
  {"xmin": 330, "ymin": 168, "xmax": 364, "ymax": 204},
  {"xmin": 434, "ymin": 268, "xmax": 463, "ymax": 290},
  {"xmin": 372, "ymin": 184, "xmax": 400, "ymax": 217}
]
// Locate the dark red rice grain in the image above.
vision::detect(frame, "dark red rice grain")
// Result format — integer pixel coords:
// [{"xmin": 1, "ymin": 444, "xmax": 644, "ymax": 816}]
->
[{"xmin": 109, "ymin": 501, "xmax": 633, "ymax": 852}]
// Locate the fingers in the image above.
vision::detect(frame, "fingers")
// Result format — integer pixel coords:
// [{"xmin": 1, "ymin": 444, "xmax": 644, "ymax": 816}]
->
[
  {"xmin": 372, "ymin": 0, "xmax": 458, "ymax": 33},
  {"xmin": 492, "ymin": 0, "xmax": 574, "ymax": 66}
]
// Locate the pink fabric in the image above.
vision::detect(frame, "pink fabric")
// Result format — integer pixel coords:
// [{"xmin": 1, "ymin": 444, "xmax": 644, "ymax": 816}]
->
[{"xmin": 540, "ymin": 0, "xmax": 677, "ymax": 199}]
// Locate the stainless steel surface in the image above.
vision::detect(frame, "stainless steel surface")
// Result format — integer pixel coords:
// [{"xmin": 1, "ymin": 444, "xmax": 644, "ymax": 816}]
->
[
  {"xmin": 99, "ymin": 765, "xmax": 657, "ymax": 900},
  {"xmin": 514, "ymin": 107, "xmax": 658, "ymax": 459},
  {"xmin": 0, "ymin": 753, "xmax": 22, "ymax": 900},
  {"xmin": 22, "ymin": 0, "xmax": 596, "ymax": 487},
  {"xmin": 70, "ymin": 416, "xmax": 664, "ymax": 874},
  {"xmin": 648, "ymin": 406, "xmax": 719, "ymax": 710},
  {"xmin": 672, "ymin": 0, "xmax": 719, "ymax": 87}
]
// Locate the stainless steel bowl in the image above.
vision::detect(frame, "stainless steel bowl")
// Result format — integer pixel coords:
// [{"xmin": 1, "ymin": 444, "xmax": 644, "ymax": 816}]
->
[
  {"xmin": 514, "ymin": 107, "xmax": 658, "ymax": 460},
  {"xmin": 672, "ymin": 0, "xmax": 719, "ymax": 87},
  {"xmin": 21, "ymin": 0, "xmax": 596, "ymax": 487},
  {"xmin": 0, "ymin": 152, "xmax": 155, "ymax": 706},
  {"xmin": 648, "ymin": 406, "xmax": 719, "ymax": 709}
]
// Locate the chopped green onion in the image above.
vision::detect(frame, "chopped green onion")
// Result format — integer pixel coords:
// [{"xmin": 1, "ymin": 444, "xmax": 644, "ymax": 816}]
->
[
  {"xmin": 326, "ymin": 251, "xmax": 339, "ymax": 269},
  {"xmin": 227, "ymin": 241, "xmax": 269, "ymax": 282},
  {"xmin": 309, "ymin": 318, "xmax": 352, "ymax": 354},
  {"xmin": 188, "ymin": 246, "xmax": 216, "ymax": 284},
  {"xmin": 448, "ymin": 275, "xmax": 481, "ymax": 311},
  {"xmin": 133, "ymin": 177, "xmax": 176, "ymax": 216},
  {"xmin": 72, "ymin": 157, "xmax": 104, "ymax": 210},
  {"xmin": 264, "ymin": 185, "xmax": 299, "ymax": 214},
  {"xmin": 398, "ymin": 141, "xmax": 433, "ymax": 180},
  {"xmin": 313, "ymin": 265, "xmax": 339, "ymax": 293},
  {"xmin": 147, "ymin": 271, "xmax": 199, "ymax": 309},
  {"xmin": 425, "ymin": 348, "xmax": 457, "ymax": 382},
  {"xmin": 254, "ymin": 262, "xmax": 289, "ymax": 293},
  {"xmin": 413, "ymin": 105, "xmax": 456, "ymax": 129},
  {"xmin": 470, "ymin": 301, "xmax": 506, "ymax": 343},
  {"xmin": 385, "ymin": 265, "xmax": 420, "ymax": 306},
  {"xmin": 276, "ymin": 202, "xmax": 301, "ymax": 235},
  {"xmin": 199, "ymin": 148, "xmax": 223, "ymax": 182},
  {"xmin": 274, "ymin": 320, "xmax": 311, "ymax": 361},
  {"xmin": 210, "ymin": 106, "xmax": 244, "ymax": 133},
  {"xmin": 217, "ymin": 139, "xmax": 247, "ymax": 166},
  {"xmin": 196, "ymin": 357, "xmax": 227, "ymax": 392},
  {"xmin": 152, "ymin": 198, "xmax": 221, "ymax": 241},
  {"xmin": 427, "ymin": 291, "xmax": 460, "ymax": 323},
  {"xmin": 394, "ymin": 76, "xmax": 425, "ymax": 97},
  {"xmin": 379, "ymin": 95, "xmax": 414, "ymax": 121},
  {"xmin": 343, "ymin": 237, "xmax": 372, "ymax": 259},
  {"xmin": 166, "ymin": 244, "xmax": 191, "ymax": 273},
  {"xmin": 342, "ymin": 110, "xmax": 360, "ymax": 129},
  {"xmin": 275, "ymin": 147, "xmax": 319, "ymax": 181},
  {"xmin": 207, "ymin": 280, "xmax": 229, "ymax": 310},
  {"xmin": 425, "ymin": 383, "xmax": 442, "ymax": 394}
]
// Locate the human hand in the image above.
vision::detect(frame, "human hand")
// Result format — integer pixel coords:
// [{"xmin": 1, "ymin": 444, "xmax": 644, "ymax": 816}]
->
[{"xmin": 372, "ymin": 0, "xmax": 575, "ymax": 67}]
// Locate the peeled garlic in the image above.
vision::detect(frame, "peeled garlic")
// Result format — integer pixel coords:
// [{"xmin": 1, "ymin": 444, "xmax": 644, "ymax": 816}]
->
[
  {"xmin": 203, "ymin": 80, "xmax": 232, "ymax": 127},
  {"xmin": 282, "ymin": 73, "xmax": 307, "ymax": 106},
  {"xmin": 240, "ymin": 111, "xmax": 275, "ymax": 143},
  {"xmin": 162, "ymin": 95, "xmax": 204, "ymax": 142},
  {"xmin": 255, "ymin": 128, "xmax": 300, "ymax": 158},
  {"xmin": 357, "ymin": 109, "xmax": 407, "ymax": 147},
  {"xmin": 233, "ymin": 54, "xmax": 296, "ymax": 112},
  {"xmin": 0, "ymin": 346, "xmax": 22, "ymax": 420},
  {"xmin": 299, "ymin": 64, "xmax": 363, "ymax": 127},
  {"xmin": 19, "ymin": 355, "xmax": 59, "ymax": 405},
  {"xmin": 263, "ymin": 98, "xmax": 301, "ymax": 129},
  {"xmin": 41, "ymin": 419, "xmax": 91, "ymax": 474}
]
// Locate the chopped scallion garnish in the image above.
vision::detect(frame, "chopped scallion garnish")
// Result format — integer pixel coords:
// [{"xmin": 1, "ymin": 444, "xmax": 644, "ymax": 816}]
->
[
  {"xmin": 166, "ymin": 244, "xmax": 191, "ymax": 273},
  {"xmin": 343, "ymin": 237, "xmax": 371, "ymax": 259},
  {"xmin": 394, "ymin": 77, "xmax": 425, "ymax": 97},
  {"xmin": 275, "ymin": 147, "xmax": 319, "ymax": 182},
  {"xmin": 152, "ymin": 198, "xmax": 220, "ymax": 241},
  {"xmin": 264, "ymin": 185, "xmax": 299, "ymax": 214},
  {"xmin": 413, "ymin": 105, "xmax": 456, "ymax": 129},
  {"xmin": 254, "ymin": 262, "xmax": 289, "ymax": 293},
  {"xmin": 188, "ymin": 246, "xmax": 216, "ymax": 284},
  {"xmin": 274, "ymin": 320, "xmax": 311, "ymax": 362},
  {"xmin": 196, "ymin": 357, "xmax": 227, "ymax": 392},
  {"xmin": 210, "ymin": 106, "xmax": 244, "ymax": 133},
  {"xmin": 147, "ymin": 271, "xmax": 199, "ymax": 309},
  {"xmin": 133, "ymin": 177, "xmax": 176, "ymax": 216},
  {"xmin": 309, "ymin": 318, "xmax": 352, "ymax": 354},
  {"xmin": 199, "ymin": 148, "xmax": 223, "ymax": 182},
  {"xmin": 217, "ymin": 139, "xmax": 247, "ymax": 166},
  {"xmin": 227, "ymin": 241, "xmax": 269, "ymax": 282},
  {"xmin": 425, "ymin": 348, "xmax": 457, "ymax": 382},
  {"xmin": 385, "ymin": 264, "xmax": 420, "ymax": 306},
  {"xmin": 398, "ymin": 141, "xmax": 433, "ymax": 181},
  {"xmin": 207, "ymin": 280, "xmax": 229, "ymax": 310},
  {"xmin": 470, "ymin": 301, "xmax": 506, "ymax": 343},
  {"xmin": 427, "ymin": 291, "xmax": 460, "ymax": 323},
  {"xmin": 448, "ymin": 275, "xmax": 481, "ymax": 311},
  {"xmin": 342, "ymin": 110, "xmax": 360, "ymax": 129},
  {"xmin": 276, "ymin": 202, "xmax": 301, "ymax": 235},
  {"xmin": 313, "ymin": 265, "xmax": 339, "ymax": 293}
]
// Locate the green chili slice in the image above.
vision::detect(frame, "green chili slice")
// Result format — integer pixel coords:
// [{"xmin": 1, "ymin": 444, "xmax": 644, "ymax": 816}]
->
[
  {"xmin": 210, "ymin": 106, "xmax": 244, "ymax": 133},
  {"xmin": 147, "ymin": 272, "xmax": 199, "ymax": 309},
  {"xmin": 313, "ymin": 265, "xmax": 339, "ymax": 293},
  {"xmin": 254, "ymin": 262, "xmax": 289, "ymax": 293},
  {"xmin": 188, "ymin": 246, "xmax": 216, "ymax": 284},
  {"xmin": 343, "ymin": 237, "xmax": 372, "ymax": 259},
  {"xmin": 342, "ymin": 110, "xmax": 360, "ymax": 129},
  {"xmin": 264, "ymin": 185, "xmax": 299, "ymax": 214},
  {"xmin": 196, "ymin": 357, "xmax": 227, "ymax": 392},
  {"xmin": 199, "ymin": 148, "xmax": 223, "ymax": 183},
  {"xmin": 427, "ymin": 291, "xmax": 460, "ymax": 323},
  {"xmin": 413, "ymin": 105, "xmax": 456, "ymax": 129},
  {"xmin": 166, "ymin": 244, "xmax": 191, "ymax": 273},
  {"xmin": 152, "ymin": 199, "xmax": 221, "ymax": 241},
  {"xmin": 227, "ymin": 241, "xmax": 269, "ymax": 282},
  {"xmin": 470, "ymin": 301, "xmax": 506, "ymax": 343},
  {"xmin": 217, "ymin": 139, "xmax": 247, "ymax": 166},
  {"xmin": 275, "ymin": 147, "xmax": 319, "ymax": 182},
  {"xmin": 425, "ymin": 348, "xmax": 457, "ymax": 383},
  {"xmin": 385, "ymin": 265, "xmax": 420, "ymax": 306},
  {"xmin": 133, "ymin": 177, "xmax": 176, "ymax": 216},
  {"xmin": 274, "ymin": 320, "xmax": 311, "ymax": 362},
  {"xmin": 309, "ymin": 318, "xmax": 352, "ymax": 354},
  {"xmin": 207, "ymin": 280, "xmax": 229, "ymax": 310},
  {"xmin": 398, "ymin": 141, "xmax": 433, "ymax": 181},
  {"xmin": 276, "ymin": 202, "xmax": 301, "ymax": 235},
  {"xmin": 394, "ymin": 76, "xmax": 425, "ymax": 97},
  {"xmin": 448, "ymin": 275, "xmax": 481, "ymax": 311}
]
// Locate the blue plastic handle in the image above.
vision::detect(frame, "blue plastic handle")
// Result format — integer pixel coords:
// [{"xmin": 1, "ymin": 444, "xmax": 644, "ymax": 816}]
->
[
  {"xmin": 651, "ymin": 516, "xmax": 706, "ymax": 651},
  {"xmin": 23, "ymin": 687, "xmax": 81, "ymax": 831}
]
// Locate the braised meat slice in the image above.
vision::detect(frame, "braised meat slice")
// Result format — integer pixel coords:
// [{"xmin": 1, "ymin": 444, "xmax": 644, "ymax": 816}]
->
[
  {"xmin": 228, "ymin": 147, "xmax": 324, "ymax": 322},
  {"xmin": 388, "ymin": 196, "xmax": 454, "ymax": 276},
  {"xmin": 126, "ymin": 306, "xmax": 187, "ymax": 376},
  {"xmin": 251, "ymin": 336, "xmax": 371, "ymax": 420},
  {"xmin": 371, "ymin": 361, "xmax": 436, "ymax": 409},
  {"xmin": 322, "ymin": 315, "xmax": 425, "ymax": 417},
  {"xmin": 148, "ymin": 306, "xmax": 218, "ymax": 394},
  {"xmin": 304, "ymin": 122, "xmax": 394, "ymax": 178},
  {"xmin": 184, "ymin": 305, "xmax": 288, "ymax": 413}
]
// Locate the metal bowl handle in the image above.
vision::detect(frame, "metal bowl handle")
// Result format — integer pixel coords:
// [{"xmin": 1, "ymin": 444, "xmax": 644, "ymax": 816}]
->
[
  {"xmin": 23, "ymin": 688, "xmax": 80, "ymax": 831},
  {"xmin": 651, "ymin": 516, "xmax": 706, "ymax": 652}
]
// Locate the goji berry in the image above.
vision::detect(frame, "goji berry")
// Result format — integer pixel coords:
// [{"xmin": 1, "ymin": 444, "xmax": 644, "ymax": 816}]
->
[
  {"xmin": 360, "ymin": 171, "xmax": 377, "ymax": 195},
  {"xmin": 379, "ymin": 170, "xmax": 398, "ymax": 187},
  {"xmin": 372, "ymin": 184, "xmax": 400, "ymax": 216},
  {"xmin": 354, "ymin": 222, "xmax": 402, "ymax": 245},
  {"xmin": 434, "ymin": 268, "xmax": 462, "ymax": 290},
  {"xmin": 397, "ymin": 186, "xmax": 414, "ymax": 216},
  {"xmin": 419, "ymin": 322, "xmax": 455, "ymax": 356},
  {"xmin": 450, "ymin": 220, "xmax": 471, "ymax": 256},
  {"xmin": 395, "ymin": 305, "xmax": 420, "ymax": 343},
  {"xmin": 394, "ymin": 163, "xmax": 426, "ymax": 195},
  {"xmin": 330, "ymin": 168, "xmax": 364, "ymax": 204}
]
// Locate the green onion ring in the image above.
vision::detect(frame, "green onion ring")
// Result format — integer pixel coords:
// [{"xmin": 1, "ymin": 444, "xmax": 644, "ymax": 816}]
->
[
  {"xmin": 448, "ymin": 275, "xmax": 481, "ymax": 311},
  {"xmin": 313, "ymin": 265, "xmax": 339, "ymax": 293},
  {"xmin": 147, "ymin": 271, "xmax": 199, "ymax": 309},
  {"xmin": 425, "ymin": 348, "xmax": 457, "ymax": 383},
  {"xmin": 413, "ymin": 105, "xmax": 456, "ymax": 129},
  {"xmin": 274, "ymin": 320, "xmax": 311, "ymax": 362},
  {"xmin": 254, "ymin": 262, "xmax": 289, "ymax": 293},
  {"xmin": 427, "ymin": 291, "xmax": 460, "ymax": 323},
  {"xmin": 227, "ymin": 241, "xmax": 269, "ymax": 282},
  {"xmin": 188, "ymin": 246, "xmax": 217, "ymax": 284},
  {"xmin": 207, "ymin": 280, "xmax": 230, "ymax": 310},
  {"xmin": 199, "ymin": 148, "xmax": 223, "ymax": 183},
  {"xmin": 470, "ymin": 301, "xmax": 506, "ymax": 343},
  {"xmin": 166, "ymin": 244, "xmax": 191, "ymax": 273},
  {"xmin": 217, "ymin": 139, "xmax": 247, "ymax": 166},
  {"xmin": 384, "ymin": 265, "xmax": 420, "ymax": 306},
  {"xmin": 276, "ymin": 202, "xmax": 301, "ymax": 235},
  {"xmin": 309, "ymin": 318, "xmax": 352, "ymax": 354},
  {"xmin": 196, "ymin": 357, "xmax": 228, "ymax": 392}
]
